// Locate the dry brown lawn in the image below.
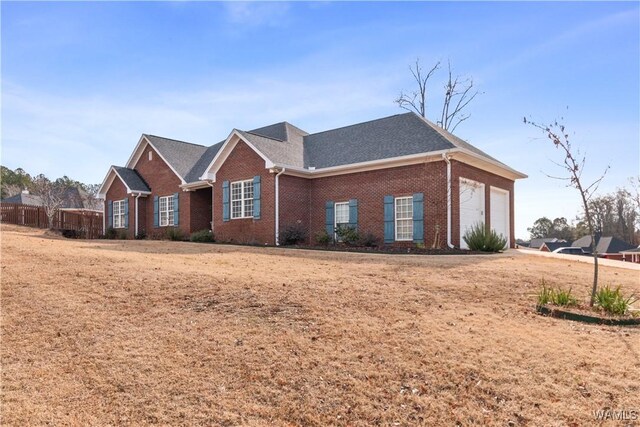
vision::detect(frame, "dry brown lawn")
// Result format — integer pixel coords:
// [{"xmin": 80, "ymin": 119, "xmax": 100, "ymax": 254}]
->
[{"xmin": 1, "ymin": 224, "xmax": 639, "ymax": 426}]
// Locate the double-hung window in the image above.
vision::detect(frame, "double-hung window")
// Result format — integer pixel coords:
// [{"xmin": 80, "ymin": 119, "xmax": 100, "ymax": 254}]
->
[
  {"xmin": 113, "ymin": 200, "xmax": 125, "ymax": 229},
  {"xmin": 231, "ymin": 180, "xmax": 254, "ymax": 219},
  {"xmin": 334, "ymin": 202, "xmax": 350, "ymax": 240},
  {"xmin": 395, "ymin": 196, "xmax": 413, "ymax": 241},
  {"xmin": 159, "ymin": 195, "xmax": 175, "ymax": 226}
]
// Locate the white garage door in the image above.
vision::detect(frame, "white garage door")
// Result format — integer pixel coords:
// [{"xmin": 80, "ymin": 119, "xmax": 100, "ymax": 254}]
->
[
  {"xmin": 459, "ymin": 178, "xmax": 484, "ymax": 249},
  {"xmin": 490, "ymin": 187, "xmax": 509, "ymax": 249}
]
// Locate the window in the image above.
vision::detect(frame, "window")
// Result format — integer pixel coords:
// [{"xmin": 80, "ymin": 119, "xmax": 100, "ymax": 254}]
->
[
  {"xmin": 159, "ymin": 195, "xmax": 174, "ymax": 226},
  {"xmin": 113, "ymin": 200, "xmax": 126, "ymax": 229},
  {"xmin": 334, "ymin": 202, "xmax": 349, "ymax": 240},
  {"xmin": 231, "ymin": 180, "xmax": 254, "ymax": 219},
  {"xmin": 395, "ymin": 196, "xmax": 413, "ymax": 241}
]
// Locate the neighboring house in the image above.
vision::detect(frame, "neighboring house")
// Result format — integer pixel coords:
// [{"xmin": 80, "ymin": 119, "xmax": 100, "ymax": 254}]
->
[
  {"xmin": 572, "ymin": 235, "xmax": 636, "ymax": 260},
  {"xmin": 530, "ymin": 237, "xmax": 565, "ymax": 250},
  {"xmin": 97, "ymin": 112, "xmax": 527, "ymax": 247},
  {"xmin": 620, "ymin": 247, "xmax": 640, "ymax": 264},
  {"xmin": 1, "ymin": 191, "xmax": 44, "ymax": 206},
  {"xmin": 539, "ymin": 241, "xmax": 569, "ymax": 252}
]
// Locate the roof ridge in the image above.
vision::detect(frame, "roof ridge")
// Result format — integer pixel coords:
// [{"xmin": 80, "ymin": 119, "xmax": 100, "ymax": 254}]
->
[
  {"xmin": 242, "ymin": 130, "xmax": 284, "ymax": 142},
  {"xmin": 305, "ymin": 113, "xmax": 413, "ymax": 137},
  {"xmin": 144, "ymin": 134, "xmax": 206, "ymax": 148}
]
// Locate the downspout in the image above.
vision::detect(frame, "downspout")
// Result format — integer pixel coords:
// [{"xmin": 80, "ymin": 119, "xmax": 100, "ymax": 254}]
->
[
  {"xmin": 442, "ymin": 153, "xmax": 454, "ymax": 249},
  {"xmin": 206, "ymin": 180, "xmax": 215, "ymax": 232},
  {"xmin": 274, "ymin": 167, "xmax": 286, "ymax": 245},
  {"xmin": 135, "ymin": 193, "xmax": 142, "ymax": 237}
]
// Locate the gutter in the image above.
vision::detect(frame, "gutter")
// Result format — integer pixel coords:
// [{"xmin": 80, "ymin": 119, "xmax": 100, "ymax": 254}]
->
[
  {"xmin": 442, "ymin": 153, "xmax": 454, "ymax": 249},
  {"xmin": 135, "ymin": 193, "xmax": 142, "ymax": 237},
  {"xmin": 273, "ymin": 167, "xmax": 286, "ymax": 245},
  {"xmin": 206, "ymin": 180, "xmax": 215, "ymax": 231}
]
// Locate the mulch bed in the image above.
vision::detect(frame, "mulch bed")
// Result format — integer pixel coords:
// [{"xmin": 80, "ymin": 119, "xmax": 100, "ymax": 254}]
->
[{"xmin": 282, "ymin": 244, "xmax": 489, "ymax": 255}]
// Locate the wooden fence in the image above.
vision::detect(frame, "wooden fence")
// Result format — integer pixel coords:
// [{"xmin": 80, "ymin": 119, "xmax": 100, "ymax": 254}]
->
[{"xmin": 0, "ymin": 203, "xmax": 103, "ymax": 239}]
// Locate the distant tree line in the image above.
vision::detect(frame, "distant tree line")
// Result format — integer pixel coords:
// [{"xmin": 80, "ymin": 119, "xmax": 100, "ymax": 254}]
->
[
  {"xmin": 1, "ymin": 165, "xmax": 99, "ymax": 200},
  {"xmin": 528, "ymin": 177, "xmax": 640, "ymax": 246}
]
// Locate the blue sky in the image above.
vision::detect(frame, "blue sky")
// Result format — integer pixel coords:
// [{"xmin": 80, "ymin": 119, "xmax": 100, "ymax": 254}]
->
[{"xmin": 2, "ymin": 1, "xmax": 638, "ymax": 238}]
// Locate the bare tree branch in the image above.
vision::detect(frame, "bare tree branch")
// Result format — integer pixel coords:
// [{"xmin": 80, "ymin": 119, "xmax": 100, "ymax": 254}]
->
[{"xmin": 395, "ymin": 58, "xmax": 440, "ymax": 117}]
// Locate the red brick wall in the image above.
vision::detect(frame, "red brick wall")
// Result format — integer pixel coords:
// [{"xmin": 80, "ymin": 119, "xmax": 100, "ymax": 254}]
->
[
  {"xmin": 212, "ymin": 140, "xmax": 275, "ymax": 245},
  {"xmin": 451, "ymin": 160, "xmax": 515, "ymax": 248},
  {"xmin": 306, "ymin": 161, "xmax": 448, "ymax": 247},
  {"xmin": 105, "ymin": 177, "xmax": 135, "ymax": 238},
  {"xmin": 279, "ymin": 175, "xmax": 311, "ymax": 243},
  {"xmin": 133, "ymin": 144, "xmax": 193, "ymax": 236}
]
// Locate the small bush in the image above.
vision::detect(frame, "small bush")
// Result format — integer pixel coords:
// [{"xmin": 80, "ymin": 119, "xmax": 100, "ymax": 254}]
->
[
  {"xmin": 165, "ymin": 227, "xmax": 185, "ymax": 241},
  {"xmin": 335, "ymin": 225, "xmax": 359, "ymax": 246},
  {"xmin": 279, "ymin": 223, "xmax": 307, "ymax": 245},
  {"xmin": 537, "ymin": 280, "xmax": 553, "ymax": 306},
  {"xmin": 536, "ymin": 280, "xmax": 578, "ymax": 307},
  {"xmin": 190, "ymin": 229, "xmax": 214, "ymax": 243},
  {"xmin": 315, "ymin": 230, "xmax": 332, "ymax": 246},
  {"xmin": 359, "ymin": 232, "xmax": 380, "ymax": 247},
  {"xmin": 104, "ymin": 227, "xmax": 118, "ymax": 239},
  {"xmin": 135, "ymin": 230, "xmax": 147, "ymax": 240},
  {"xmin": 594, "ymin": 286, "xmax": 637, "ymax": 316},
  {"xmin": 462, "ymin": 222, "xmax": 507, "ymax": 252},
  {"xmin": 552, "ymin": 288, "xmax": 577, "ymax": 307}
]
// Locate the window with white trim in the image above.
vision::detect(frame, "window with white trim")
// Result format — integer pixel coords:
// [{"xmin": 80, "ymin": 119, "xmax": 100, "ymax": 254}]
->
[
  {"xmin": 159, "ymin": 195, "xmax": 175, "ymax": 226},
  {"xmin": 395, "ymin": 196, "xmax": 413, "ymax": 241},
  {"xmin": 113, "ymin": 200, "xmax": 126, "ymax": 229},
  {"xmin": 334, "ymin": 202, "xmax": 349, "ymax": 241},
  {"xmin": 231, "ymin": 180, "xmax": 254, "ymax": 219}
]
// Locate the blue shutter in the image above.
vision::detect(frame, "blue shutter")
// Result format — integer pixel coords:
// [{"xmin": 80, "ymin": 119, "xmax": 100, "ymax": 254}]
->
[
  {"xmin": 384, "ymin": 195, "xmax": 395, "ymax": 243},
  {"xmin": 153, "ymin": 196, "xmax": 159, "ymax": 228},
  {"xmin": 107, "ymin": 200, "xmax": 113, "ymax": 228},
  {"xmin": 173, "ymin": 193, "xmax": 179, "ymax": 226},
  {"xmin": 222, "ymin": 181, "xmax": 230, "ymax": 222},
  {"xmin": 325, "ymin": 201, "xmax": 334, "ymax": 236},
  {"xmin": 412, "ymin": 193, "xmax": 424, "ymax": 243},
  {"xmin": 348, "ymin": 199, "xmax": 358, "ymax": 229},
  {"xmin": 253, "ymin": 176, "xmax": 261, "ymax": 219},
  {"xmin": 124, "ymin": 198, "xmax": 129, "ymax": 229}
]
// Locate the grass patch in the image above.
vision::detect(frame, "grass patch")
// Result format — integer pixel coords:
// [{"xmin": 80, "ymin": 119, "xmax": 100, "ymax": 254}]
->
[{"xmin": 537, "ymin": 280, "xmax": 578, "ymax": 307}]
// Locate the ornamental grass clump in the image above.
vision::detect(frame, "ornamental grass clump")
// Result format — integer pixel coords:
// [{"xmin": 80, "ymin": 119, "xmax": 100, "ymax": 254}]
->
[
  {"xmin": 594, "ymin": 286, "xmax": 637, "ymax": 316},
  {"xmin": 462, "ymin": 222, "xmax": 507, "ymax": 252}
]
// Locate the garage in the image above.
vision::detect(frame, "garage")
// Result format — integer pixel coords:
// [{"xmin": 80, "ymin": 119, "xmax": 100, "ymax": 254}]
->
[
  {"xmin": 459, "ymin": 178, "xmax": 485, "ymax": 249},
  {"xmin": 490, "ymin": 186, "xmax": 509, "ymax": 249}
]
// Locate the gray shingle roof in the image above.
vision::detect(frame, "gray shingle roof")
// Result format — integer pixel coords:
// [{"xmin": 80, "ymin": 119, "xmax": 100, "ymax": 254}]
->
[
  {"xmin": 144, "ymin": 134, "xmax": 209, "ymax": 181},
  {"xmin": 184, "ymin": 142, "xmax": 224, "ymax": 183},
  {"xmin": 113, "ymin": 166, "xmax": 151, "ymax": 192},
  {"xmin": 239, "ymin": 130, "xmax": 305, "ymax": 168},
  {"xmin": 303, "ymin": 112, "xmax": 504, "ymax": 169},
  {"xmin": 572, "ymin": 235, "xmax": 636, "ymax": 254},
  {"xmin": 1, "ymin": 192, "xmax": 44, "ymax": 206},
  {"xmin": 131, "ymin": 112, "xmax": 520, "ymax": 187}
]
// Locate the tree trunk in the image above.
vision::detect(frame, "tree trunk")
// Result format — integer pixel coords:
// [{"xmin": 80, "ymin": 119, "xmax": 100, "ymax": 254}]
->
[{"xmin": 589, "ymin": 233, "xmax": 599, "ymax": 306}]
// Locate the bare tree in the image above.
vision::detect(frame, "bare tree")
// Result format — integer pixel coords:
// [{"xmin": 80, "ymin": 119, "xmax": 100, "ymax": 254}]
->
[
  {"xmin": 31, "ymin": 174, "xmax": 69, "ymax": 229},
  {"xmin": 524, "ymin": 117, "xmax": 609, "ymax": 306},
  {"xmin": 395, "ymin": 58, "xmax": 480, "ymax": 132},
  {"xmin": 439, "ymin": 61, "xmax": 480, "ymax": 132},
  {"xmin": 395, "ymin": 58, "xmax": 440, "ymax": 118}
]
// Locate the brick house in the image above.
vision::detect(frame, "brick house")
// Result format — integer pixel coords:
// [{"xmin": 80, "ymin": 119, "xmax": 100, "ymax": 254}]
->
[{"xmin": 97, "ymin": 112, "xmax": 526, "ymax": 248}]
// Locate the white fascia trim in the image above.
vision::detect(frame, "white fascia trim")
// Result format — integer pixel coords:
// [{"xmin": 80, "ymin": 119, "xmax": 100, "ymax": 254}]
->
[
  {"xmin": 198, "ymin": 130, "xmax": 274, "ymax": 181},
  {"xmin": 180, "ymin": 181, "xmax": 211, "ymax": 191},
  {"xmin": 273, "ymin": 149, "xmax": 453, "ymax": 179},
  {"xmin": 126, "ymin": 135, "xmax": 187, "ymax": 185},
  {"xmin": 453, "ymin": 149, "xmax": 528, "ymax": 180}
]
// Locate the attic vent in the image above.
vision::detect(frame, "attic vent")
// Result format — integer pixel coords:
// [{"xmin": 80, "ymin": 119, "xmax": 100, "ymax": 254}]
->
[
  {"xmin": 149, "ymin": 151, "xmax": 153, "ymax": 161},
  {"xmin": 309, "ymin": 166, "xmax": 316, "ymax": 171}
]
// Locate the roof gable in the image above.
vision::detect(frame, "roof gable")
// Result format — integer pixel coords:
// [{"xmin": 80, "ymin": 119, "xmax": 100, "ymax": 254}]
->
[{"xmin": 97, "ymin": 166, "xmax": 151, "ymax": 197}]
